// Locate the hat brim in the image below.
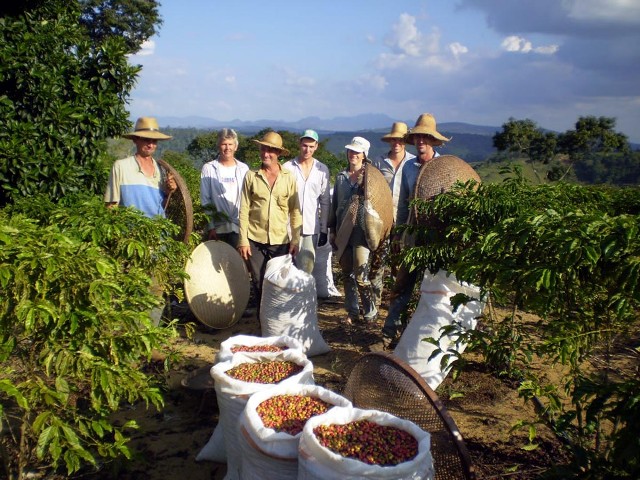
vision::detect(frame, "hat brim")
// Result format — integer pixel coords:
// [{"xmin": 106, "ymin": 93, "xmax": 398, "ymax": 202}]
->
[
  {"xmin": 252, "ymin": 139, "xmax": 290, "ymax": 156},
  {"xmin": 381, "ymin": 134, "xmax": 407, "ymax": 143},
  {"xmin": 405, "ymin": 129, "xmax": 450, "ymax": 146},
  {"xmin": 123, "ymin": 131, "xmax": 172, "ymax": 140}
]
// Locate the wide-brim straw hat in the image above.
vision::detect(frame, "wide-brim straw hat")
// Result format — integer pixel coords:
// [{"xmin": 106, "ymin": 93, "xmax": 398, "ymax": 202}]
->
[
  {"xmin": 184, "ymin": 240, "xmax": 250, "ymax": 329},
  {"xmin": 405, "ymin": 113, "xmax": 451, "ymax": 146},
  {"xmin": 252, "ymin": 131, "xmax": 290, "ymax": 156},
  {"xmin": 122, "ymin": 117, "xmax": 172, "ymax": 140},
  {"xmin": 381, "ymin": 122, "xmax": 409, "ymax": 143}
]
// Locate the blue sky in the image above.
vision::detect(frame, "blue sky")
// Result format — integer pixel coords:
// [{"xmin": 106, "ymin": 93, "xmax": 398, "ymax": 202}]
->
[{"xmin": 128, "ymin": 0, "xmax": 640, "ymax": 142}]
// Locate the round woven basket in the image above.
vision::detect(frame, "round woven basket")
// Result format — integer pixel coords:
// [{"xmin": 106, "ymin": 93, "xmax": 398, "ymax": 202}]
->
[
  {"xmin": 412, "ymin": 155, "xmax": 480, "ymax": 224},
  {"xmin": 158, "ymin": 159, "xmax": 193, "ymax": 244},
  {"xmin": 184, "ymin": 240, "xmax": 250, "ymax": 329},
  {"xmin": 363, "ymin": 163, "xmax": 394, "ymax": 251}
]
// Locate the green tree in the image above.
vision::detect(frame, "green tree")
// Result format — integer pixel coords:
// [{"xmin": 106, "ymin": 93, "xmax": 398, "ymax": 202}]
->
[
  {"xmin": 493, "ymin": 118, "xmax": 543, "ymax": 157},
  {"xmin": 0, "ymin": 0, "xmax": 142, "ymax": 206},
  {"xmin": 79, "ymin": 0, "xmax": 162, "ymax": 54}
]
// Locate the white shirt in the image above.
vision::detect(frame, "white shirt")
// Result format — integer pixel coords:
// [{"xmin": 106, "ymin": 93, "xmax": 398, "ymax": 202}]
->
[{"xmin": 200, "ymin": 158, "xmax": 249, "ymax": 233}]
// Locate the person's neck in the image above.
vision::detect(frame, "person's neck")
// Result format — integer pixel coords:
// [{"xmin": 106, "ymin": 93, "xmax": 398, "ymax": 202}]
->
[
  {"xmin": 218, "ymin": 156, "xmax": 235, "ymax": 166},
  {"xmin": 388, "ymin": 149, "xmax": 405, "ymax": 162}
]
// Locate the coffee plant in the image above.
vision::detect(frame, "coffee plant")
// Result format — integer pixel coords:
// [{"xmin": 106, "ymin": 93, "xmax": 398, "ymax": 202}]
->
[
  {"xmin": 403, "ymin": 167, "xmax": 640, "ymax": 477},
  {"xmin": 0, "ymin": 194, "xmax": 190, "ymax": 479}
]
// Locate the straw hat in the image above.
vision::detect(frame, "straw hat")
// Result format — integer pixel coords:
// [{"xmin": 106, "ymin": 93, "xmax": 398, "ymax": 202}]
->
[
  {"xmin": 252, "ymin": 131, "xmax": 290, "ymax": 156},
  {"xmin": 184, "ymin": 240, "xmax": 250, "ymax": 329},
  {"xmin": 381, "ymin": 122, "xmax": 409, "ymax": 143},
  {"xmin": 405, "ymin": 113, "xmax": 451, "ymax": 146},
  {"xmin": 123, "ymin": 117, "xmax": 172, "ymax": 140}
]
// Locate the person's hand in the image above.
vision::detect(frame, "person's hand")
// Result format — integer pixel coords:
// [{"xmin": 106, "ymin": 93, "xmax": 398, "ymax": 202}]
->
[
  {"xmin": 237, "ymin": 245, "xmax": 251, "ymax": 261},
  {"xmin": 317, "ymin": 232, "xmax": 328, "ymax": 247},
  {"xmin": 207, "ymin": 229, "xmax": 218, "ymax": 241},
  {"xmin": 289, "ymin": 243, "xmax": 299, "ymax": 257},
  {"xmin": 165, "ymin": 173, "xmax": 177, "ymax": 193}
]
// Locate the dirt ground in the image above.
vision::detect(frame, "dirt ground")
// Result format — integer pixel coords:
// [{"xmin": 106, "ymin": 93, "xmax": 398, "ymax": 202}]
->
[{"xmin": 77, "ymin": 291, "xmax": 573, "ymax": 480}]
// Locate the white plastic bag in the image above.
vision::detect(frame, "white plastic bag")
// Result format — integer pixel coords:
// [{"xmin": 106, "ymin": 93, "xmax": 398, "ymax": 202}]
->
[
  {"xmin": 211, "ymin": 350, "xmax": 315, "ymax": 480},
  {"xmin": 238, "ymin": 384, "xmax": 352, "ymax": 479},
  {"xmin": 312, "ymin": 241, "xmax": 340, "ymax": 299},
  {"xmin": 298, "ymin": 406, "xmax": 434, "ymax": 480},
  {"xmin": 261, "ymin": 255, "xmax": 331, "ymax": 357},
  {"xmin": 394, "ymin": 270, "xmax": 484, "ymax": 390}
]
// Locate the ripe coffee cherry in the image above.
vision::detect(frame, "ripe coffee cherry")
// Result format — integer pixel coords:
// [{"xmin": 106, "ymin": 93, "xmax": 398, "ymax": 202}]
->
[
  {"xmin": 313, "ymin": 419, "xmax": 418, "ymax": 466},
  {"xmin": 257, "ymin": 394, "xmax": 331, "ymax": 435},
  {"xmin": 225, "ymin": 361, "xmax": 303, "ymax": 384},
  {"xmin": 230, "ymin": 344, "xmax": 286, "ymax": 353}
]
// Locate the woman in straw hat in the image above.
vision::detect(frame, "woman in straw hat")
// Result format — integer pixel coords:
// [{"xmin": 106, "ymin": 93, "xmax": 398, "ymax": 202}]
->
[
  {"xmin": 104, "ymin": 116, "xmax": 176, "ymax": 218},
  {"xmin": 237, "ymin": 131, "xmax": 302, "ymax": 318}
]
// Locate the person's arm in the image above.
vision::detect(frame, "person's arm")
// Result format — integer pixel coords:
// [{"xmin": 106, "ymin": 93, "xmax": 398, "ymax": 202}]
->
[
  {"xmin": 237, "ymin": 172, "xmax": 252, "ymax": 260},
  {"xmin": 318, "ymin": 166, "xmax": 331, "ymax": 243}
]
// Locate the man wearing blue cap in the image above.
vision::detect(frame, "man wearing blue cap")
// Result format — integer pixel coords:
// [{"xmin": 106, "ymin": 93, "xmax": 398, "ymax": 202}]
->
[{"xmin": 283, "ymin": 129, "xmax": 331, "ymax": 273}]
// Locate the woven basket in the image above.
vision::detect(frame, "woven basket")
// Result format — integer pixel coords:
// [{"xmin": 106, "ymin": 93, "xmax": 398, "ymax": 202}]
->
[
  {"xmin": 184, "ymin": 240, "xmax": 250, "ymax": 329},
  {"xmin": 412, "ymin": 155, "xmax": 480, "ymax": 225},
  {"xmin": 363, "ymin": 163, "xmax": 394, "ymax": 251},
  {"xmin": 158, "ymin": 159, "xmax": 193, "ymax": 244}
]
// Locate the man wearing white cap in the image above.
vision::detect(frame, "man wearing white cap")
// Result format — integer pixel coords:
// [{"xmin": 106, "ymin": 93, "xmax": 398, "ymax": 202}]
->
[
  {"xmin": 104, "ymin": 117, "xmax": 176, "ymax": 218},
  {"xmin": 283, "ymin": 129, "xmax": 331, "ymax": 273}
]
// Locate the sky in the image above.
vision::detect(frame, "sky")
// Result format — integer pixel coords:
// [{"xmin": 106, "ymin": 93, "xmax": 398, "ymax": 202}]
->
[{"xmin": 128, "ymin": 0, "xmax": 640, "ymax": 142}]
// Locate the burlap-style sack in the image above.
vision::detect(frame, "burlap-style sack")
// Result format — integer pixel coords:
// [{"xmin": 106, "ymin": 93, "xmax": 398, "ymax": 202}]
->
[
  {"xmin": 363, "ymin": 163, "xmax": 394, "ymax": 251},
  {"xmin": 411, "ymin": 155, "xmax": 480, "ymax": 225}
]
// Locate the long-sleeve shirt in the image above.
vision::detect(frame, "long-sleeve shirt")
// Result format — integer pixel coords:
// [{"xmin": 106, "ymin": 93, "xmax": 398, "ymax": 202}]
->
[
  {"xmin": 238, "ymin": 165, "xmax": 302, "ymax": 247},
  {"xmin": 372, "ymin": 151, "xmax": 416, "ymax": 222},
  {"xmin": 282, "ymin": 157, "xmax": 331, "ymax": 236},
  {"xmin": 396, "ymin": 152, "xmax": 440, "ymax": 226},
  {"xmin": 200, "ymin": 158, "xmax": 249, "ymax": 233}
]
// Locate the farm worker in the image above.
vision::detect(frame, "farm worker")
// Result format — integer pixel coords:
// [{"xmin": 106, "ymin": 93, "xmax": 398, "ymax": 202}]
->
[
  {"xmin": 372, "ymin": 113, "xmax": 451, "ymax": 351},
  {"xmin": 237, "ymin": 131, "xmax": 302, "ymax": 319},
  {"xmin": 200, "ymin": 128, "xmax": 250, "ymax": 248},
  {"xmin": 104, "ymin": 117, "xmax": 176, "ymax": 217},
  {"xmin": 328, "ymin": 136, "xmax": 380, "ymax": 326},
  {"xmin": 283, "ymin": 129, "xmax": 331, "ymax": 273},
  {"xmin": 370, "ymin": 122, "xmax": 416, "ymax": 307}
]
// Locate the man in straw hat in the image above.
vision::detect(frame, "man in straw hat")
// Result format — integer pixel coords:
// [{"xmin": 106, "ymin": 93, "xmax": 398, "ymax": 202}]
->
[
  {"xmin": 283, "ymin": 129, "xmax": 331, "ymax": 274},
  {"xmin": 238, "ymin": 131, "xmax": 302, "ymax": 317},
  {"xmin": 104, "ymin": 116, "xmax": 176, "ymax": 218},
  {"xmin": 370, "ymin": 121, "xmax": 416, "ymax": 308},
  {"xmin": 372, "ymin": 113, "xmax": 451, "ymax": 351}
]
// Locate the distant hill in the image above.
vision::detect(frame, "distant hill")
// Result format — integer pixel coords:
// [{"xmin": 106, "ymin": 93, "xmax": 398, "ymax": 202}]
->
[{"xmin": 153, "ymin": 114, "xmax": 499, "ymax": 163}]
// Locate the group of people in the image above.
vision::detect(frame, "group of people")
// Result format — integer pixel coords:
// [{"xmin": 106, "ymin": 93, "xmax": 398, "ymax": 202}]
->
[{"xmin": 104, "ymin": 112, "xmax": 452, "ymax": 350}]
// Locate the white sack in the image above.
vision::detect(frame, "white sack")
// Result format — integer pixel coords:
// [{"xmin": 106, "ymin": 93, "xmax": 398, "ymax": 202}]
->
[
  {"xmin": 210, "ymin": 350, "xmax": 314, "ymax": 480},
  {"xmin": 298, "ymin": 406, "xmax": 434, "ymax": 480},
  {"xmin": 261, "ymin": 255, "xmax": 331, "ymax": 357},
  {"xmin": 394, "ymin": 270, "xmax": 484, "ymax": 391},
  {"xmin": 312, "ymin": 241, "xmax": 340, "ymax": 298},
  {"xmin": 238, "ymin": 384, "xmax": 352, "ymax": 479},
  {"xmin": 217, "ymin": 334, "xmax": 304, "ymax": 364}
]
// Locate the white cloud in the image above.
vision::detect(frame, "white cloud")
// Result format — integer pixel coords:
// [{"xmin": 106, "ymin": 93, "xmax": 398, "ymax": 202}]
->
[
  {"xmin": 355, "ymin": 73, "xmax": 388, "ymax": 93},
  {"xmin": 501, "ymin": 35, "xmax": 558, "ymax": 54},
  {"xmin": 134, "ymin": 40, "xmax": 155, "ymax": 56},
  {"xmin": 449, "ymin": 42, "xmax": 469, "ymax": 60},
  {"xmin": 386, "ymin": 13, "xmax": 423, "ymax": 56},
  {"xmin": 224, "ymin": 75, "xmax": 236, "ymax": 85}
]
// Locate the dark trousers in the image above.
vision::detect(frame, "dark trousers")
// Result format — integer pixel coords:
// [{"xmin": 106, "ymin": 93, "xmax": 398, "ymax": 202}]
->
[{"xmin": 247, "ymin": 240, "xmax": 289, "ymax": 318}]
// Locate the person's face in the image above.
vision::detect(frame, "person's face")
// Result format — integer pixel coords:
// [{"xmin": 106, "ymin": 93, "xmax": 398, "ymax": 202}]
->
[
  {"xmin": 299, "ymin": 138, "xmax": 318, "ymax": 161},
  {"xmin": 412, "ymin": 134, "xmax": 437, "ymax": 161},
  {"xmin": 260, "ymin": 145, "xmax": 280, "ymax": 165},
  {"xmin": 347, "ymin": 149, "xmax": 365, "ymax": 170},
  {"xmin": 133, "ymin": 137, "xmax": 158, "ymax": 157},
  {"xmin": 218, "ymin": 138, "xmax": 238, "ymax": 160},
  {"xmin": 389, "ymin": 138, "xmax": 406, "ymax": 155}
]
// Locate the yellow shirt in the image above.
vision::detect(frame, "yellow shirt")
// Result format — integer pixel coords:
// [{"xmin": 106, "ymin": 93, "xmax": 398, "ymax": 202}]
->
[{"xmin": 238, "ymin": 166, "xmax": 302, "ymax": 247}]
